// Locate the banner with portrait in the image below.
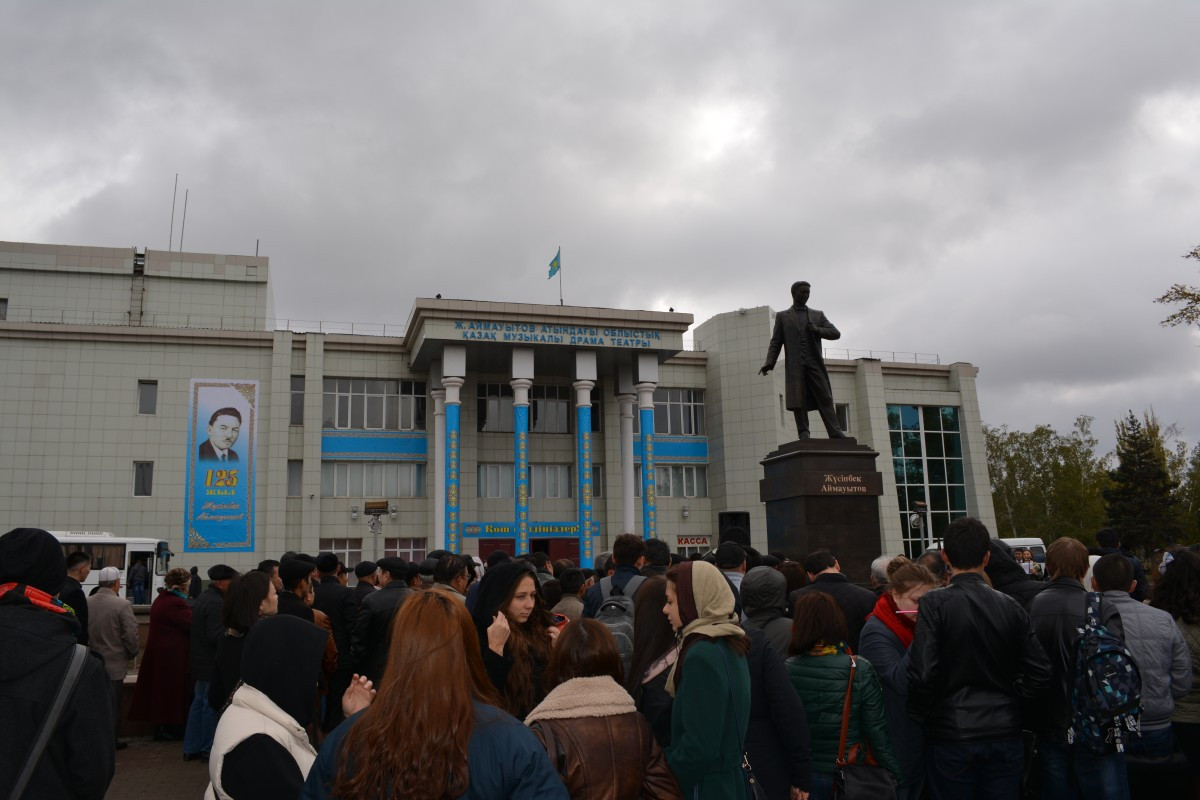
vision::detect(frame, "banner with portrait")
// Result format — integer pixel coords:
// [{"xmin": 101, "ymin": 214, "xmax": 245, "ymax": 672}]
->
[{"xmin": 185, "ymin": 379, "xmax": 258, "ymax": 551}]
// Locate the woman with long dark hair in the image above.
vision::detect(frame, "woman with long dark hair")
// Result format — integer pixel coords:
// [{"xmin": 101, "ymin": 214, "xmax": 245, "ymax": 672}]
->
[
  {"xmin": 526, "ymin": 619, "xmax": 681, "ymax": 798},
  {"xmin": 787, "ymin": 592, "xmax": 899, "ymax": 800},
  {"xmin": 470, "ymin": 561, "xmax": 557, "ymax": 720},
  {"xmin": 209, "ymin": 570, "xmax": 278, "ymax": 711},
  {"xmin": 625, "ymin": 576, "xmax": 678, "ymax": 748},
  {"xmin": 1152, "ymin": 547, "xmax": 1200, "ymax": 796},
  {"xmin": 302, "ymin": 591, "xmax": 566, "ymax": 799},
  {"xmin": 858, "ymin": 556, "xmax": 940, "ymax": 800},
  {"xmin": 663, "ymin": 560, "xmax": 752, "ymax": 797}
]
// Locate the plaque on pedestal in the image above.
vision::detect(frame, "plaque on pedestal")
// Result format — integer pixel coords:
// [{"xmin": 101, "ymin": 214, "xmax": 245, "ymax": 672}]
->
[{"xmin": 759, "ymin": 438, "xmax": 883, "ymax": 585}]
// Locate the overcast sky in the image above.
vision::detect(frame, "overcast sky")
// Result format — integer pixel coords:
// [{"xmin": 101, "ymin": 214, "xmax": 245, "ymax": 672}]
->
[{"xmin": 3, "ymin": 1, "xmax": 1199, "ymax": 455}]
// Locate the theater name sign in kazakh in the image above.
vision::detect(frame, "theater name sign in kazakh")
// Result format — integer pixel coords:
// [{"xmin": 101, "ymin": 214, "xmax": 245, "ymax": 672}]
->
[{"xmin": 433, "ymin": 320, "xmax": 667, "ymax": 349}]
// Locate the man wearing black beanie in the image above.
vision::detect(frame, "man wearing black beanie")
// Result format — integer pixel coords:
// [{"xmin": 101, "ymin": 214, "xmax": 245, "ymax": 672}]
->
[{"xmin": 0, "ymin": 528, "xmax": 115, "ymax": 799}]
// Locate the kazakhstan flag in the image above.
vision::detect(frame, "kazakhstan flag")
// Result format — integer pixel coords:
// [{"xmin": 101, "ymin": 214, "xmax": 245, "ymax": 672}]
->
[{"xmin": 548, "ymin": 247, "xmax": 561, "ymax": 279}]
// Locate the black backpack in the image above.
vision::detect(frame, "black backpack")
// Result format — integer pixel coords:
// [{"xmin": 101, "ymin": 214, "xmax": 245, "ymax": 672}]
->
[
  {"xmin": 1068, "ymin": 592, "xmax": 1142, "ymax": 754},
  {"xmin": 595, "ymin": 575, "xmax": 646, "ymax": 677}
]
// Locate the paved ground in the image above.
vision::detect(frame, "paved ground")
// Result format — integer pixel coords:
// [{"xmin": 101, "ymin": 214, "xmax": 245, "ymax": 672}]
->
[{"xmin": 105, "ymin": 737, "xmax": 210, "ymax": 799}]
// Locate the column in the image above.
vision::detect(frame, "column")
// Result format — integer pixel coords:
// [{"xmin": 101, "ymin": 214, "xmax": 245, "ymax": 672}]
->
[
  {"xmin": 430, "ymin": 360, "xmax": 447, "ymax": 553},
  {"xmin": 575, "ymin": 351, "xmax": 598, "ymax": 562},
  {"xmin": 512, "ymin": 379, "xmax": 532, "ymax": 552},
  {"xmin": 618, "ymin": 395, "xmax": 636, "ymax": 534},
  {"xmin": 511, "ymin": 348, "xmax": 534, "ymax": 553},
  {"xmin": 442, "ymin": 345, "xmax": 466, "ymax": 553},
  {"xmin": 636, "ymin": 381, "xmax": 657, "ymax": 539}
]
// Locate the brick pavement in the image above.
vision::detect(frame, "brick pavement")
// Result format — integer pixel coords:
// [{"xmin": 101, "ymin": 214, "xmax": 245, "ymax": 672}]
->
[{"xmin": 105, "ymin": 737, "xmax": 210, "ymax": 799}]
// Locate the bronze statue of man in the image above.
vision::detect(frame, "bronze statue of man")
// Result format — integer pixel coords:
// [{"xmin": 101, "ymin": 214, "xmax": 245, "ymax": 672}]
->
[{"xmin": 759, "ymin": 281, "xmax": 849, "ymax": 439}]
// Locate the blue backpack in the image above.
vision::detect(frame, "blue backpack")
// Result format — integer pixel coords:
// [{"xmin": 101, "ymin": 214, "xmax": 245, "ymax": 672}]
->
[{"xmin": 1068, "ymin": 592, "xmax": 1141, "ymax": 754}]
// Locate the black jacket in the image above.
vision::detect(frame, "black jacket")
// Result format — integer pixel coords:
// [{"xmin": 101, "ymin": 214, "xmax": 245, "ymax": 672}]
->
[
  {"xmin": 350, "ymin": 582, "xmax": 415, "ymax": 684},
  {"xmin": 1027, "ymin": 577, "xmax": 1124, "ymax": 740},
  {"xmin": 352, "ymin": 581, "xmax": 375, "ymax": 609},
  {"xmin": 61, "ymin": 576, "xmax": 89, "ymax": 646},
  {"xmin": 190, "ymin": 585, "xmax": 225, "ymax": 681},
  {"xmin": 0, "ymin": 597, "xmax": 115, "ymax": 800},
  {"xmin": 789, "ymin": 573, "xmax": 876, "ymax": 652},
  {"xmin": 312, "ymin": 576, "xmax": 357, "ymax": 669},
  {"xmin": 744, "ymin": 627, "xmax": 813, "ymax": 798},
  {"xmin": 907, "ymin": 573, "xmax": 1052, "ymax": 742}
]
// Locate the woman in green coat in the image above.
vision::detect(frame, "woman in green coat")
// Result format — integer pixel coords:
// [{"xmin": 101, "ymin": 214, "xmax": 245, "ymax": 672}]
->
[
  {"xmin": 786, "ymin": 592, "xmax": 900, "ymax": 800},
  {"xmin": 663, "ymin": 560, "xmax": 752, "ymax": 798}
]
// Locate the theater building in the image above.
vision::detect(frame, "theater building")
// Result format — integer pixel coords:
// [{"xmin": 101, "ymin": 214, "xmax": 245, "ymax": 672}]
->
[{"xmin": 0, "ymin": 240, "xmax": 996, "ymax": 571}]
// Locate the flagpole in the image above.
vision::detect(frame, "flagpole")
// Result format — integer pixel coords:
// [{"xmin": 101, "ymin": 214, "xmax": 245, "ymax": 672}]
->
[{"xmin": 558, "ymin": 245, "xmax": 563, "ymax": 306}]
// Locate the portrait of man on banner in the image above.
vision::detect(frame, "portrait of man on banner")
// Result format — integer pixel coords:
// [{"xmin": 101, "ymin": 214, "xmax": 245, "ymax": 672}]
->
[{"xmin": 185, "ymin": 380, "xmax": 258, "ymax": 552}]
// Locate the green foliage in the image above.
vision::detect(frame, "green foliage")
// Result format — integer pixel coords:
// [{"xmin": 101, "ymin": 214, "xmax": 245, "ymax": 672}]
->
[
  {"xmin": 1155, "ymin": 244, "xmax": 1200, "ymax": 329},
  {"xmin": 984, "ymin": 416, "xmax": 1109, "ymax": 543},
  {"xmin": 1103, "ymin": 411, "xmax": 1183, "ymax": 553},
  {"xmin": 1179, "ymin": 443, "xmax": 1200, "ymax": 542}
]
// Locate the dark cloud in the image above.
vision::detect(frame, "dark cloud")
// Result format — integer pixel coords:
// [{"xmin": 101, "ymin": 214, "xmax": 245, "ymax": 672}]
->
[{"xmin": 3, "ymin": 0, "xmax": 1200, "ymax": 451}]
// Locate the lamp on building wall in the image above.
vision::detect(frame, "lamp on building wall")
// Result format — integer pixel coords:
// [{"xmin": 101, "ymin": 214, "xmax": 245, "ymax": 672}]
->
[
  {"xmin": 389, "ymin": 503, "xmax": 398, "ymax": 520},
  {"xmin": 681, "ymin": 505, "xmax": 690, "ymax": 520},
  {"xmin": 351, "ymin": 505, "xmax": 359, "ymax": 520}
]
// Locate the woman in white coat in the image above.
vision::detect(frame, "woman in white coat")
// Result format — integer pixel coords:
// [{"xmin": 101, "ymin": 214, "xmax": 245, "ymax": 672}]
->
[{"xmin": 206, "ymin": 614, "xmax": 373, "ymax": 799}]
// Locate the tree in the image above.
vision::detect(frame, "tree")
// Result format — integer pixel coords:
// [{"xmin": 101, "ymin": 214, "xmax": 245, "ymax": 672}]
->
[
  {"xmin": 984, "ymin": 416, "xmax": 1109, "ymax": 542},
  {"xmin": 1179, "ymin": 442, "xmax": 1200, "ymax": 542},
  {"xmin": 1155, "ymin": 244, "xmax": 1200, "ymax": 329},
  {"xmin": 1103, "ymin": 411, "xmax": 1182, "ymax": 553}
]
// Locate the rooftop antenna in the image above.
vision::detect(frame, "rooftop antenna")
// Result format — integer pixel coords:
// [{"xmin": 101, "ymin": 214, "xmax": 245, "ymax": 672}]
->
[
  {"xmin": 168, "ymin": 174, "xmax": 178, "ymax": 250},
  {"xmin": 255, "ymin": 239, "xmax": 259, "ymax": 257},
  {"xmin": 179, "ymin": 189, "xmax": 189, "ymax": 252}
]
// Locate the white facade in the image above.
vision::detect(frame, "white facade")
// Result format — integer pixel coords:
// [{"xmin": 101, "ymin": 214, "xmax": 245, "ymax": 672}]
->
[{"xmin": 0, "ymin": 240, "xmax": 995, "ymax": 572}]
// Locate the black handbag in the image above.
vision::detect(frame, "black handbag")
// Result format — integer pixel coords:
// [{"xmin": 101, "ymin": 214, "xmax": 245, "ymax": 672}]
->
[
  {"xmin": 832, "ymin": 655, "xmax": 897, "ymax": 800},
  {"xmin": 719, "ymin": 645, "xmax": 769, "ymax": 800}
]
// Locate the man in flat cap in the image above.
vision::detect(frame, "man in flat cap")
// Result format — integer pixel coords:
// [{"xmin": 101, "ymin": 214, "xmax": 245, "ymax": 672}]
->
[
  {"xmin": 88, "ymin": 566, "xmax": 139, "ymax": 750},
  {"xmin": 351, "ymin": 557, "xmax": 416, "ymax": 685},
  {"xmin": 183, "ymin": 564, "xmax": 238, "ymax": 761},
  {"xmin": 312, "ymin": 551, "xmax": 358, "ymax": 730},
  {"xmin": 352, "ymin": 561, "xmax": 379, "ymax": 609},
  {"xmin": 0, "ymin": 528, "xmax": 115, "ymax": 799}
]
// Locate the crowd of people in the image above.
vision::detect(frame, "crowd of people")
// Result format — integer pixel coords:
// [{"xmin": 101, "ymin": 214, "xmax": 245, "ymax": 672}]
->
[{"xmin": 2, "ymin": 520, "xmax": 1199, "ymax": 799}]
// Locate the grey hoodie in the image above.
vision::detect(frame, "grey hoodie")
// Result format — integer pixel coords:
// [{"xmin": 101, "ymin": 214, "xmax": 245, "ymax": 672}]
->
[{"xmin": 740, "ymin": 567, "xmax": 793, "ymax": 656}]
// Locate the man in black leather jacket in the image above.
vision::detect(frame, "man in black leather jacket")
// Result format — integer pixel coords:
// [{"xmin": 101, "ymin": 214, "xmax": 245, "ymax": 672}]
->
[
  {"xmin": 350, "ymin": 557, "xmax": 415, "ymax": 685},
  {"xmin": 1028, "ymin": 537, "xmax": 1128, "ymax": 799},
  {"xmin": 908, "ymin": 517, "xmax": 1051, "ymax": 799}
]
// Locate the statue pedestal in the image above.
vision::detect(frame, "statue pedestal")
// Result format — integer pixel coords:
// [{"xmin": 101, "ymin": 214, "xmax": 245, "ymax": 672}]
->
[{"xmin": 759, "ymin": 438, "xmax": 883, "ymax": 585}]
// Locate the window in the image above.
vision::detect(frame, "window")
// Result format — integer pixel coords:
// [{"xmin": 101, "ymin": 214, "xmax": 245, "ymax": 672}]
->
[
  {"xmin": 531, "ymin": 385, "xmax": 570, "ymax": 433},
  {"xmin": 322, "ymin": 379, "xmax": 426, "ymax": 431},
  {"xmin": 287, "ymin": 460, "xmax": 303, "ymax": 496},
  {"xmin": 133, "ymin": 462, "xmax": 154, "ymax": 496},
  {"xmin": 477, "ymin": 463, "xmax": 514, "ymax": 498},
  {"xmin": 137, "ymin": 380, "xmax": 158, "ymax": 415},
  {"xmin": 383, "ymin": 538, "xmax": 427, "ymax": 563},
  {"xmin": 634, "ymin": 388, "xmax": 705, "ymax": 435},
  {"xmin": 477, "ymin": 383, "xmax": 515, "ymax": 432},
  {"xmin": 531, "ymin": 464, "xmax": 572, "ymax": 498},
  {"xmin": 320, "ymin": 462, "xmax": 425, "ymax": 498},
  {"xmin": 0, "ymin": 298, "xmax": 7, "ymax": 320},
  {"xmin": 591, "ymin": 464, "xmax": 604, "ymax": 498},
  {"xmin": 887, "ymin": 404, "xmax": 966, "ymax": 558},
  {"xmin": 290, "ymin": 376, "xmax": 305, "ymax": 425},
  {"xmin": 678, "ymin": 544, "xmax": 710, "ymax": 559},
  {"xmin": 836, "ymin": 404, "xmax": 851, "ymax": 434},
  {"xmin": 634, "ymin": 465, "xmax": 708, "ymax": 497}
]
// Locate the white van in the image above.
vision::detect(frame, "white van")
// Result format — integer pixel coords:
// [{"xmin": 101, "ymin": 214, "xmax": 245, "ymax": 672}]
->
[{"xmin": 51, "ymin": 531, "xmax": 173, "ymax": 605}]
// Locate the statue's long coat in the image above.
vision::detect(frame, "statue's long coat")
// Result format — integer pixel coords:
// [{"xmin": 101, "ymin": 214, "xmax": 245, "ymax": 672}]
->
[{"xmin": 762, "ymin": 306, "xmax": 841, "ymax": 412}]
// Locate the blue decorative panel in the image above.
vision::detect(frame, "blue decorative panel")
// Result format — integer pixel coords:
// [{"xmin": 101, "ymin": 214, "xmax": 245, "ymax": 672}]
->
[
  {"xmin": 634, "ymin": 435, "xmax": 708, "ymax": 463},
  {"xmin": 321, "ymin": 430, "xmax": 428, "ymax": 461}
]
